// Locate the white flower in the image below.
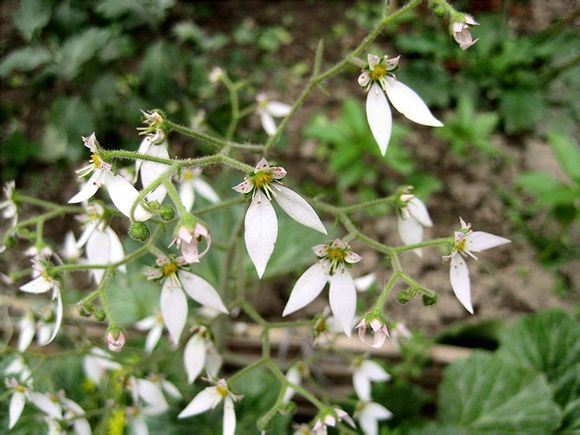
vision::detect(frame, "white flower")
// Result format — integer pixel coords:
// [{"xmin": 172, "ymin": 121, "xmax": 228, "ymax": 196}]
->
[
  {"xmin": 352, "ymin": 359, "xmax": 391, "ymax": 401},
  {"xmin": 19, "ymin": 261, "xmax": 63, "ymax": 346},
  {"xmin": 447, "ymin": 218, "xmax": 510, "ymax": 313},
  {"xmin": 451, "ymin": 15, "xmax": 479, "ymax": 50},
  {"xmin": 397, "ymin": 192, "xmax": 433, "ymax": 257},
  {"xmin": 147, "ymin": 255, "xmax": 228, "ymax": 345},
  {"xmin": 355, "ymin": 401, "xmax": 392, "ymax": 435},
  {"xmin": 130, "ymin": 376, "xmax": 181, "ymax": 416},
  {"xmin": 255, "ymin": 93, "xmax": 291, "ymax": 136},
  {"xmin": 0, "ymin": 180, "xmax": 18, "ymax": 227},
  {"xmin": 76, "ymin": 203, "xmax": 126, "ymax": 283},
  {"xmin": 356, "ymin": 317, "xmax": 389, "ymax": 349},
  {"xmin": 6, "ymin": 379, "xmax": 28, "ymax": 430},
  {"xmin": 313, "ymin": 408, "xmax": 355, "ymax": 435},
  {"xmin": 17, "ymin": 311, "xmax": 36, "ymax": 351},
  {"xmin": 135, "ymin": 313, "xmax": 165, "ymax": 354},
  {"xmin": 358, "ymin": 54, "xmax": 443, "ymax": 155},
  {"xmin": 29, "ymin": 392, "xmax": 63, "ymax": 420},
  {"xmin": 178, "ymin": 168, "xmax": 220, "ymax": 212},
  {"xmin": 24, "ymin": 244, "xmax": 54, "ymax": 261},
  {"xmin": 135, "ymin": 130, "xmax": 169, "ymax": 204},
  {"xmin": 233, "ymin": 158, "xmax": 327, "ymax": 278},
  {"xmin": 170, "ymin": 222, "xmax": 212, "ymax": 264},
  {"xmin": 178, "ymin": 379, "xmax": 241, "ymax": 435},
  {"xmin": 60, "ymin": 396, "xmax": 91, "ymax": 435},
  {"xmin": 83, "ymin": 347, "xmax": 122, "ymax": 384},
  {"xmin": 209, "ymin": 67, "xmax": 224, "ymax": 83},
  {"xmin": 69, "ymin": 133, "xmax": 151, "ymax": 222},
  {"xmin": 126, "ymin": 407, "xmax": 149, "ymax": 435},
  {"xmin": 283, "ymin": 239, "xmax": 360, "ymax": 336},
  {"xmin": 183, "ymin": 327, "xmax": 223, "ymax": 384}
]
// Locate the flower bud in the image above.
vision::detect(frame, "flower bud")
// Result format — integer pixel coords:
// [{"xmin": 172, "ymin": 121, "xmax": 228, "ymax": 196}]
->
[
  {"xmin": 128, "ymin": 222, "xmax": 150, "ymax": 242},
  {"xmin": 397, "ymin": 289, "xmax": 413, "ymax": 304},
  {"xmin": 107, "ymin": 327, "xmax": 126, "ymax": 352},
  {"xmin": 159, "ymin": 204, "xmax": 176, "ymax": 222},
  {"xmin": 94, "ymin": 310, "xmax": 106, "ymax": 322},
  {"xmin": 148, "ymin": 201, "xmax": 161, "ymax": 211},
  {"xmin": 422, "ymin": 292, "xmax": 438, "ymax": 306},
  {"xmin": 356, "ymin": 314, "xmax": 389, "ymax": 348},
  {"xmin": 2, "ymin": 236, "xmax": 15, "ymax": 249}
]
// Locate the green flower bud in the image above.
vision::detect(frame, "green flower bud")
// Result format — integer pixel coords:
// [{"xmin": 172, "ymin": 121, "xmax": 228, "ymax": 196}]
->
[
  {"xmin": 148, "ymin": 201, "xmax": 161, "ymax": 211},
  {"xmin": 422, "ymin": 292, "xmax": 438, "ymax": 306},
  {"xmin": 2, "ymin": 236, "xmax": 15, "ymax": 249},
  {"xmin": 128, "ymin": 222, "xmax": 150, "ymax": 242},
  {"xmin": 94, "ymin": 310, "xmax": 106, "ymax": 322},
  {"xmin": 159, "ymin": 204, "xmax": 176, "ymax": 222},
  {"xmin": 397, "ymin": 290, "xmax": 412, "ymax": 304}
]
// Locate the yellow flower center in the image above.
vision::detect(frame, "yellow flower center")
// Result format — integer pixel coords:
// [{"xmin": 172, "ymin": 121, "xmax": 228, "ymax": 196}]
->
[
  {"xmin": 456, "ymin": 238, "xmax": 466, "ymax": 253},
  {"xmin": 253, "ymin": 171, "xmax": 273, "ymax": 189},
  {"xmin": 91, "ymin": 154, "xmax": 103, "ymax": 169},
  {"xmin": 161, "ymin": 262, "xmax": 178, "ymax": 277},
  {"xmin": 15, "ymin": 385, "xmax": 25, "ymax": 393},
  {"xmin": 183, "ymin": 171, "xmax": 194, "ymax": 181},
  {"xmin": 369, "ymin": 65, "xmax": 387, "ymax": 81},
  {"xmin": 327, "ymin": 247, "xmax": 347, "ymax": 263},
  {"xmin": 217, "ymin": 385, "xmax": 229, "ymax": 398},
  {"xmin": 41, "ymin": 270, "xmax": 52, "ymax": 282}
]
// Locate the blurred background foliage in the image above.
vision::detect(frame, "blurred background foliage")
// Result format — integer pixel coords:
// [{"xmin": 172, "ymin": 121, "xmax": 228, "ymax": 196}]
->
[{"xmin": 1, "ymin": 0, "xmax": 579, "ymax": 433}]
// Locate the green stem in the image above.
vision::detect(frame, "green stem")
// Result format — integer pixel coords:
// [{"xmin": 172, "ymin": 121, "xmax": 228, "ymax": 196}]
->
[
  {"xmin": 223, "ymin": 74, "xmax": 240, "ymax": 141},
  {"xmin": 393, "ymin": 237, "xmax": 453, "ymax": 253},
  {"xmin": 163, "ymin": 179, "xmax": 188, "ymax": 217},
  {"xmin": 131, "ymin": 164, "xmax": 179, "ymax": 221},
  {"xmin": 229, "ymin": 357, "xmax": 267, "ymax": 385},
  {"xmin": 372, "ymin": 269, "xmax": 400, "ymax": 312}
]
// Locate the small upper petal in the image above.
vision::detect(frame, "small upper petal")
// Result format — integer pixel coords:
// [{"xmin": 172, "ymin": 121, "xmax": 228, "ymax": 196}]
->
[
  {"xmin": 385, "ymin": 77, "xmax": 443, "ymax": 127},
  {"xmin": 449, "ymin": 254, "xmax": 473, "ymax": 314},
  {"xmin": 366, "ymin": 83, "xmax": 392, "ymax": 155},
  {"xmin": 328, "ymin": 269, "xmax": 357, "ymax": 336},
  {"xmin": 283, "ymin": 262, "xmax": 328, "ymax": 316},
  {"xmin": 273, "ymin": 185, "xmax": 327, "ymax": 234}
]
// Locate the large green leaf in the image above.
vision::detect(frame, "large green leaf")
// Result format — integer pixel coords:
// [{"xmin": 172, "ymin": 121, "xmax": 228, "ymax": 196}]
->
[
  {"xmin": 12, "ymin": 0, "xmax": 52, "ymax": 41},
  {"xmin": 497, "ymin": 310, "xmax": 580, "ymax": 408},
  {"xmin": 439, "ymin": 352, "xmax": 561, "ymax": 433},
  {"xmin": 547, "ymin": 132, "xmax": 580, "ymax": 184},
  {"xmin": 0, "ymin": 47, "xmax": 52, "ymax": 77}
]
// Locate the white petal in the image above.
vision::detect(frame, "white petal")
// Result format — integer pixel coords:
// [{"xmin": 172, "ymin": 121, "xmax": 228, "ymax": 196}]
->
[
  {"xmin": 178, "ymin": 271, "xmax": 228, "ymax": 314},
  {"xmin": 366, "ymin": 83, "xmax": 392, "ymax": 155},
  {"xmin": 205, "ymin": 344, "xmax": 223, "ymax": 378},
  {"xmin": 184, "ymin": 334, "xmax": 206, "ymax": 384},
  {"xmin": 138, "ymin": 379, "xmax": 168, "ymax": 411},
  {"xmin": 385, "ymin": 77, "xmax": 443, "ymax": 127},
  {"xmin": 179, "ymin": 183, "xmax": 195, "ymax": 212},
  {"xmin": 328, "ymin": 269, "xmax": 356, "ymax": 336},
  {"xmin": 86, "ymin": 229, "xmax": 111, "ymax": 283},
  {"xmin": 267, "ymin": 102, "xmax": 291, "ymax": 117},
  {"xmin": 104, "ymin": 174, "xmax": 152, "ymax": 222},
  {"xmin": 135, "ymin": 316, "xmax": 156, "ymax": 330},
  {"xmin": 18, "ymin": 315, "xmax": 35, "ymax": 352},
  {"xmin": 161, "ymin": 380, "xmax": 182, "ymax": 400},
  {"xmin": 20, "ymin": 276, "xmax": 53, "ymax": 294},
  {"xmin": 244, "ymin": 192, "xmax": 277, "ymax": 278},
  {"xmin": 9, "ymin": 392, "xmax": 26, "ymax": 429},
  {"xmin": 223, "ymin": 397, "xmax": 236, "ymax": 435},
  {"xmin": 160, "ymin": 278, "xmax": 188, "ymax": 345},
  {"xmin": 273, "ymin": 186, "xmax": 327, "ymax": 234},
  {"xmin": 361, "ymin": 361, "xmax": 390, "ymax": 382},
  {"xmin": 450, "ymin": 254, "xmax": 473, "ymax": 314},
  {"xmin": 30, "ymin": 392, "xmax": 62, "ymax": 418},
  {"xmin": 144, "ymin": 324, "xmax": 163, "ymax": 354},
  {"xmin": 282, "ymin": 263, "xmax": 328, "ymax": 316},
  {"xmin": 135, "ymin": 136, "xmax": 153, "ymax": 179},
  {"xmin": 178, "ymin": 387, "xmax": 221, "ymax": 418},
  {"xmin": 105, "ymin": 226, "xmax": 126, "ymax": 273},
  {"xmin": 131, "ymin": 415, "xmax": 148, "ymax": 435},
  {"xmin": 359, "ymin": 412, "xmax": 378, "ymax": 435},
  {"xmin": 364, "ymin": 402, "xmax": 392, "ymax": 420},
  {"xmin": 73, "ymin": 418, "xmax": 92, "ymax": 435},
  {"xmin": 353, "ymin": 371, "xmax": 371, "ymax": 401},
  {"xmin": 465, "ymin": 232, "xmax": 510, "ymax": 252},
  {"xmin": 397, "ymin": 216, "xmax": 424, "ymax": 257},
  {"xmin": 68, "ymin": 171, "xmax": 101, "ymax": 203},
  {"xmin": 259, "ymin": 111, "xmax": 277, "ymax": 136},
  {"xmin": 77, "ymin": 221, "xmax": 98, "ymax": 249},
  {"xmin": 406, "ymin": 197, "xmax": 432, "ymax": 227},
  {"xmin": 282, "ymin": 366, "xmax": 301, "ymax": 404},
  {"xmin": 353, "ymin": 273, "xmax": 376, "ymax": 292},
  {"xmin": 140, "ymin": 142, "xmax": 169, "ymax": 203},
  {"xmin": 192, "ymin": 178, "xmax": 220, "ymax": 204},
  {"xmin": 46, "ymin": 289, "xmax": 63, "ymax": 344}
]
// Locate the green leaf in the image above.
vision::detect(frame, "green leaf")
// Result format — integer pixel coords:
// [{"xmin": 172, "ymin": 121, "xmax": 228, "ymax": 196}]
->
[
  {"xmin": 547, "ymin": 132, "xmax": 580, "ymax": 183},
  {"xmin": 0, "ymin": 47, "xmax": 52, "ymax": 77},
  {"xmin": 13, "ymin": 0, "xmax": 52, "ymax": 41},
  {"xmin": 499, "ymin": 89, "xmax": 545, "ymax": 134},
  {"xmin": 497, "ymin": 310, "xmax": 580, "ymax": 408},
  {"xmin": 517, "ymin": 172, "xmax": 561, "ymax": 196},
  {"xmin": 439, "ymin": 352, "xmax": 561, "ymax": 433}
]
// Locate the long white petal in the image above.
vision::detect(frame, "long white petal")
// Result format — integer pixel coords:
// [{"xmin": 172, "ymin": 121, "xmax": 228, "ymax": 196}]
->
[
  {"xmin": 140, "ymin": 142, "xmax": 169, "ymax": 203},
  {"xmin": 259, "ymin": 112, "xmax": 277, "ymax": 136},
  {"xmin": 73, "ymin": 418, "xmax": 92, "ymax": 435},
  {"xmin": 18, "ymin": 315, "xmax": 35, "ymax": 352},
  {"xmin": 29, "ymin": 392, "xmax": 62, "ymax": 418},
  {"xmin": 360, "ymin": 360, "xmax": 390, "ymax": 382},
  {"xmin": 328, "ymin": 269, "xmax": 356, "ymax": 336},
  {"xmin": 77, "ymin": 220, "xmax": 99, "ymax": 249},
  {"xmin": 282, "ymin": 263, "xmax": 328, "ymax": 316},
  {"xmin": 104, "ymin": 174, "xmax": 152, "ymax": 222},
  {"xmin": 46, "ymin": 289, "xmax": 63, "ymax": 344},
  {"xmin": 354, "ymin": 273, "xmax": 376, "ymax": 292},
  {"xmin": 385, "ymin": 77, "xmax": 443, "ymax": 127},
  {"xmin": 9, "ymin": 392, "xmax": 26, "ymax": 429},
  {"xmin": 359, "ymin": 411, "xmax": 378, "ymax": 435},
  {"xmin": 184, "ymin": 334, "xmax": 206, "ymax": 384},
  {"xmin": 160, "ymin": 278, "xmax": 188, "ymax": 345},
  {"xmin": 68, "ymin": 171, "xmax": 101, "ymax": 203},
  {"xmin": 465, "ymin": 232, "xmax": 510, "ymax": 252},
  {"xmin": 273, "ymin": 186, "xmax": 327, "ymax": 234},
  {"xmin": 366, "ymin": 83, "xmax": 392, "ymax": 155},
  {"xmin": 267, "ymin": 102, "xmax": 291, "ymax": 117},
  {"xmin": 161, "ymin": 380, "xmax": 182, "ymax": 400},
  {"xmin": 365, "ymin": 402, "xmax": 393, "ymax": 420},
  {"xmin": 449, "ymin": 254, "xmax": 473, "ymax": 314},
  {"xmin": 144, "ymin": 324, "xmax": 163, "ymax": 354},
  {"xmin": 178, "ymin": 387, "xmax": 221, "ymax": 418},
  {"xmin": 138, "ymin": 379, "xmax": 168, "ymax": 409},
  {"xmin": 223, "ymin": 397, "xmax": 236, "ymax": 435},
  {"xmin": 244, "ymin": 192, "xmax": 277, "ymax": 278},
  {"xmin": 353, "ymin": 371, "xmax": 371, "ymax": 401},
  {"xmin": 282, "ymin": 366, "xmax": 301, "ymax": 404},
  {"xmin": 407, "ymin": 197, "xmax": 432, "ymax": 227},
  {"xmin": 397, "ymin": 216, "xmax": 424, "ymax": 258},
  {"xmin": 135, "ymin": 136, "xmax": 153, "ymax": 179},
  {"xmin": 19, "ymin": 276, "xmax": 53, "ymax": 294},
  {"xmin": 178, "ymin": 271, "xmax": 228, "ymax": 314},
  {"xmin": 179, "ymin": 183, "xmax": 195, "ymax": 212},
  {"xmin": 192, "ymin": 179, "xmax": 220, "ymax": 204},
  {"xmin": 106, "ymin": 226, "xmax": 126, "ymax": 273},
  {"xmin": 131, "ymin": 415, "xmax": 149, "ymax": 435},
  {"xmin": 205, "ymin": 343, "xmax": 223, "ymax": 378},
  {"xmin": 86, "ymin": 229, "xmax": 111, "ymax": 283}
]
